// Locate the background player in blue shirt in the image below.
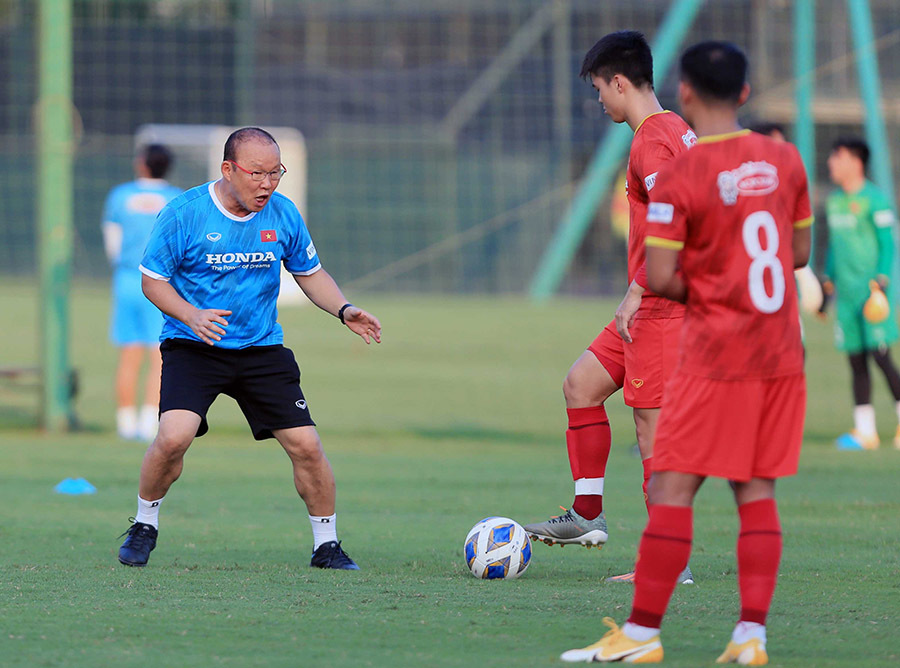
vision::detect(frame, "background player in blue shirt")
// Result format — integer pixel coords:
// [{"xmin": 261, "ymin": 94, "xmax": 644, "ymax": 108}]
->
[
  {"xmin": 102, "ymin": 144, "xmax": 181, "ymax": 441},
  {"xmin": 118, "ymin": 127, "xmax": 381, "ymax": 570}
]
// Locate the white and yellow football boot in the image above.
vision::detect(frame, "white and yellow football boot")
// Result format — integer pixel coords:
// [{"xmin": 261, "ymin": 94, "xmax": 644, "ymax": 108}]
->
[
  {"xmin": 716, "ymin": 637, "xmax": 768, "ymax": 665},
  {"xmin": 560, "ymin": 618, "xmax": 663, "ymax": 663}
]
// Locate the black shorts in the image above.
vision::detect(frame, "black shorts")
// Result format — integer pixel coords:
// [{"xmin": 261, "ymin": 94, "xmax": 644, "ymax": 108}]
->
[{"xmin": 159, "ymin": 338, "xmax": 315, "ymax": 440}]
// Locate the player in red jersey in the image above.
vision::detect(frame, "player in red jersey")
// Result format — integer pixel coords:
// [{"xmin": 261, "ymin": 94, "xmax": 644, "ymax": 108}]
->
[
  {"xmin": 561, "ymin": 41, "xmax": 812, "ymax": 664},
  {"xmin": 524, "ymin": 32, "xmax": 696, "ymax": 582}
]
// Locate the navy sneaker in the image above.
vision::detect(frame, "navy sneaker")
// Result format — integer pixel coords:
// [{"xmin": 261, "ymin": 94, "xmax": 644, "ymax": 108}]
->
[
  {"xmin": 118, "ymin": 520, "xmax": 158, "ymax": 567},
  {"xmin": 310, "ymin": 540, "xmax": 360, "ymax": 570}
]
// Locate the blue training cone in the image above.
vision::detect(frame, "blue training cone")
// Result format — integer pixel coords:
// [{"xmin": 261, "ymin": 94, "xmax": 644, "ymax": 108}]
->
[
  {"xmin": 54, "ymin": 478, "xmax": 97, "ymax": 495},
  {"xmin": 835, "ymin": 433, "xmax": 864, "ymax": 451}
]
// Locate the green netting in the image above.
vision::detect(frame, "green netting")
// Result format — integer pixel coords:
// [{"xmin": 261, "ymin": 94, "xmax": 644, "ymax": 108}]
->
[{"xmin": 3, "ymin": 0, "xmax": 900, "ymax": 293}]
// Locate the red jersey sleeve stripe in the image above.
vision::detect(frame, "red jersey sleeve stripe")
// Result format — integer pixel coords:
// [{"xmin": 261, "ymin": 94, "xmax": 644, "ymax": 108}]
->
[
  {"xmin": 793, "ymin": 215, "xmax": 814, "ymax": 229},
  {"xmin": 646, "ymin": 236, "xmax": 685, "ymax": 250}
]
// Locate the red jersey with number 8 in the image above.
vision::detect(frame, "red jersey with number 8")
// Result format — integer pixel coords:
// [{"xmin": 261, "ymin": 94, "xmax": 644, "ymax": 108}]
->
[{"xmin": 644, "ymin": 130, "xmax": 813, "ymax": 380}]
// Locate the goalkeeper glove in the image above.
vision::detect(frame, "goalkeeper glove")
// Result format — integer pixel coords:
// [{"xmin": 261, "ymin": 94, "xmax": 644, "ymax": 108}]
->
[{"xmin": 863, "ymin": 280, "xmax": 890, "ymax": 324}]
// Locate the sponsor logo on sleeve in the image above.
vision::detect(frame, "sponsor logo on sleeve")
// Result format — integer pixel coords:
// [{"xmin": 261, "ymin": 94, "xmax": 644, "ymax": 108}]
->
[
  {"xmin": 717, "ymin": 161, "xmax": 779, "ymax": 205},
  {"xmin": 874, "ymin": 210, "xmax": 896, "ymax": 228},
  {"xmin": 683, "ymin": 130, "xmax": 698, "ymax": 148},
  {"xmin": 644, "ymin": 172, "xmax": 658, "ymax": 192},
  {"xmin": 647, "ymin": 202, "xmax": 674, "ymax": 224},
  {"xmin": 306, "ymin": 241, "xmax": 317, "ymax": 260}
]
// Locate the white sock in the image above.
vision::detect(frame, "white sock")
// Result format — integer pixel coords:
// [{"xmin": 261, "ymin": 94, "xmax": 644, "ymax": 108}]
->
[
  {"xmin": 732, "ymin": 621, "xmax": 766, "ymax": 645},
  {"xmin": 117, "ymin": 406, "xmax": 138, "ymax": 440},
  {"xmin": 895, "ymin": 401, "xmax": 900, "ymax": 426},
  {"xmin": 138, "ymin": 404, "xmax": 159, "ymax": 442},
  {"xmin": 135, "ymin": 495, "xmax": 164, "ymax": 529},
  {"xmin": 574, "ymin": 477, "xmax": 604, "ymax": 495},
  {"xmin": 853, "ymin": 404, "xmax": 876, "ymax": 436},
  {"xmin": 309, "ymin": 513, "xmax": 338, "ymax": 550},
  {"xmin": 622, "ymin": 621, "xmax": 659, "ymax": 642}
]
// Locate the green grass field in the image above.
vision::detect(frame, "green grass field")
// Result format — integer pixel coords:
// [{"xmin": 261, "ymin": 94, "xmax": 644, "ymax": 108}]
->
[{"xmin": 1, "ymin": 281, "xmax": 898, "ymax": 667}]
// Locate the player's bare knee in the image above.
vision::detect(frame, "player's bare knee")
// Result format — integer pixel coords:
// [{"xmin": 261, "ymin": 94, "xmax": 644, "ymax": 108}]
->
[
  {"xmin": 150, "ymin": 420, "xmax": 193, "ymax": 460},
  {"xmin": 565, "ymin": 354, "xmax": 619, "ymax": 408},
  {"xmin": 562, "ymin": 372, "xmax": 582, "ymax": 404},
  {"xmin": 732, "ymin": 478, "xmax": 776, "ymax": 505},
  {"xmin": 652, "ymin": 471, "xmax": 704, "ymax": 505},
  {"xmin": 281, "ymin": 430, "xmax": 325, "ymax": 464},
  {"xmin": 633, "ymin": 408, "xmax": 659, "ymax": 454},
  {"xmin": 149, "ymin": 431, "xmax": 191, "ymax": 461},
  {"xmin": 564, "ymin": 368, "xmax": 604, "ymax": 407}
]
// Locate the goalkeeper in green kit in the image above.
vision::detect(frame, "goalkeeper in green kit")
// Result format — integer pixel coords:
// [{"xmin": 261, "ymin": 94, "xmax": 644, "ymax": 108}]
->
[{"xmin": 822, "ymin": 137, "xmax": 900, "ymax": 450}]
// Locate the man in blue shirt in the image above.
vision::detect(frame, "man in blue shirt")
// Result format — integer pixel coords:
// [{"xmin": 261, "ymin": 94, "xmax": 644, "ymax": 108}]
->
[
  {"xmin": 119, "ymin": 127, "xmax": 381, "ymax": 570},
  {"xmin": 102, "ymin": 145, "xmax": 182, "ymax": 441}
]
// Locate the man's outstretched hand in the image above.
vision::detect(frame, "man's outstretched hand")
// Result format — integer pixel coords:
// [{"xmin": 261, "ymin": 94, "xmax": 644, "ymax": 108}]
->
[{"xmin": 343, "ymin": 307, "xmax": 382, "ymax": 344}]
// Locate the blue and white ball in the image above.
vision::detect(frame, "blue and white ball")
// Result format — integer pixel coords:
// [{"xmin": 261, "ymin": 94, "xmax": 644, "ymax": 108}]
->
[{"xmin": 463, "ymin": 516, "xmax": 531, "ymax": 579}]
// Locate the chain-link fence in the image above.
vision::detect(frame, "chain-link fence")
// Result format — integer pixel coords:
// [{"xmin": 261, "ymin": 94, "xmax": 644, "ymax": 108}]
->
[{"xmin": 3, "ymin": 0, "xmax": 900, "ymax": 294}]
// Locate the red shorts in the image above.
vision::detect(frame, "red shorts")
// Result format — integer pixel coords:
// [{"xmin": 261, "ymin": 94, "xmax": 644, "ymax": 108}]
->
[
  {"xmin": 623, "ymin": 317, "xmax": 682, "ymax": 408},
  {"xmin": 652, "ymin": 371, "xmax": 806, "ymax": 481},
  {"xmin": 587, "ymin": 318, "xmax": 682, "ymax": 408},
  {"xmin": 587, "ymin": 321, "xmax": 625, "ymax": 389}
]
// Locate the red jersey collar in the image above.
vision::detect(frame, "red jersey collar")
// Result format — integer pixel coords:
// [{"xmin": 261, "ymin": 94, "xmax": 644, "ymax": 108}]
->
[
  {"xmin": 697, "ymin": 128, "xmax": 751, "ymax": 144},
  {"xmin": 634, "ymin": 110, "xmax": 671, "ymax": 134}
]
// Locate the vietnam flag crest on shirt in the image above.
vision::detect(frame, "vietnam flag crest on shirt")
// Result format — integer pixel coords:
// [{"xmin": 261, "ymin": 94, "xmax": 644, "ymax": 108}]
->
[{"xmin": 261, "ymin": 229, "xmax": 277, "ymax": 242}]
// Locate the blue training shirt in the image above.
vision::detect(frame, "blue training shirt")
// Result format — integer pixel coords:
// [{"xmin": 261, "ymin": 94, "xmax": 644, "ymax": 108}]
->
[
  {"xmin": 103, "ymin": 178, "xmax": 183, "ymax": 277},
  {"xmin": 139, "ymin": 181, "xmax": 321, "ymax": 349}
]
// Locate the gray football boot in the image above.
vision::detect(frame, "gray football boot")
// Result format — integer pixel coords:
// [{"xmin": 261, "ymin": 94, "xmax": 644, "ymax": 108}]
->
[{"xmin": 524, "ymin": 507, "xmax": 608, "ymax": 548}]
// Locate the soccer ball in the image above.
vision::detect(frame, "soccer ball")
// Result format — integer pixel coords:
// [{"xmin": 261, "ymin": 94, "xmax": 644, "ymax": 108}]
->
[{"xmin": 463, "ymin": 516, "xmax": 531, "ymax": 579}]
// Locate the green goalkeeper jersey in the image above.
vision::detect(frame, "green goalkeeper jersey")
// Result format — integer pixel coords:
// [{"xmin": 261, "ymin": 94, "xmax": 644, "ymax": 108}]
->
[{"xmin": 825, "ymin": 180, "xmax": 896, "ymax": 302}]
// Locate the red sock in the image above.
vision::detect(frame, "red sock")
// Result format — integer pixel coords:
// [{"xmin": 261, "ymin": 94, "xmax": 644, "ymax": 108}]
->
[
  {"xmin": 628, "ymin": 505, "xmax": 693, "ymax": 629},
  {"xmin": 641, "ymin": 457, "xmax": 653, "ymax": 512},
  {"xmin": 737, "ymin": 498, "xmax": 782, "ymax": 625},
  {"xmin": 566, "ymin": 406, "xmax": 611, "ymax": 519}
]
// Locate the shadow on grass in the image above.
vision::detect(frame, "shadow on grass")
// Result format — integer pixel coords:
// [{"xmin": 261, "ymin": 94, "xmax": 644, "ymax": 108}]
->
[
  {"xmin": 0, "ymin": 405, "xmax": 40, "ymax": 430},
  {"xmin": 411, "ymin": 424, "xmax": 547, "ymax": 445},
  {"xmin": 0, "ymin": 407, "xmax": 106, "ymax": 433}
]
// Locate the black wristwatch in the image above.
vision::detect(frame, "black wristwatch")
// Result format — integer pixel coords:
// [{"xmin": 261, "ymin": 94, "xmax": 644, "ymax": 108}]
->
[{"xmin": 338, "ymin": 303, "xmax": 354, "ymax": 324}]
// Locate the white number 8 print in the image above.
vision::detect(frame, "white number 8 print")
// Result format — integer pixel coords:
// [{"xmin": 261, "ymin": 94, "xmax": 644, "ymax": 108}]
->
[{"xmin": 742, "ymin": 211, "xmax": 785, "ymax": 313}]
